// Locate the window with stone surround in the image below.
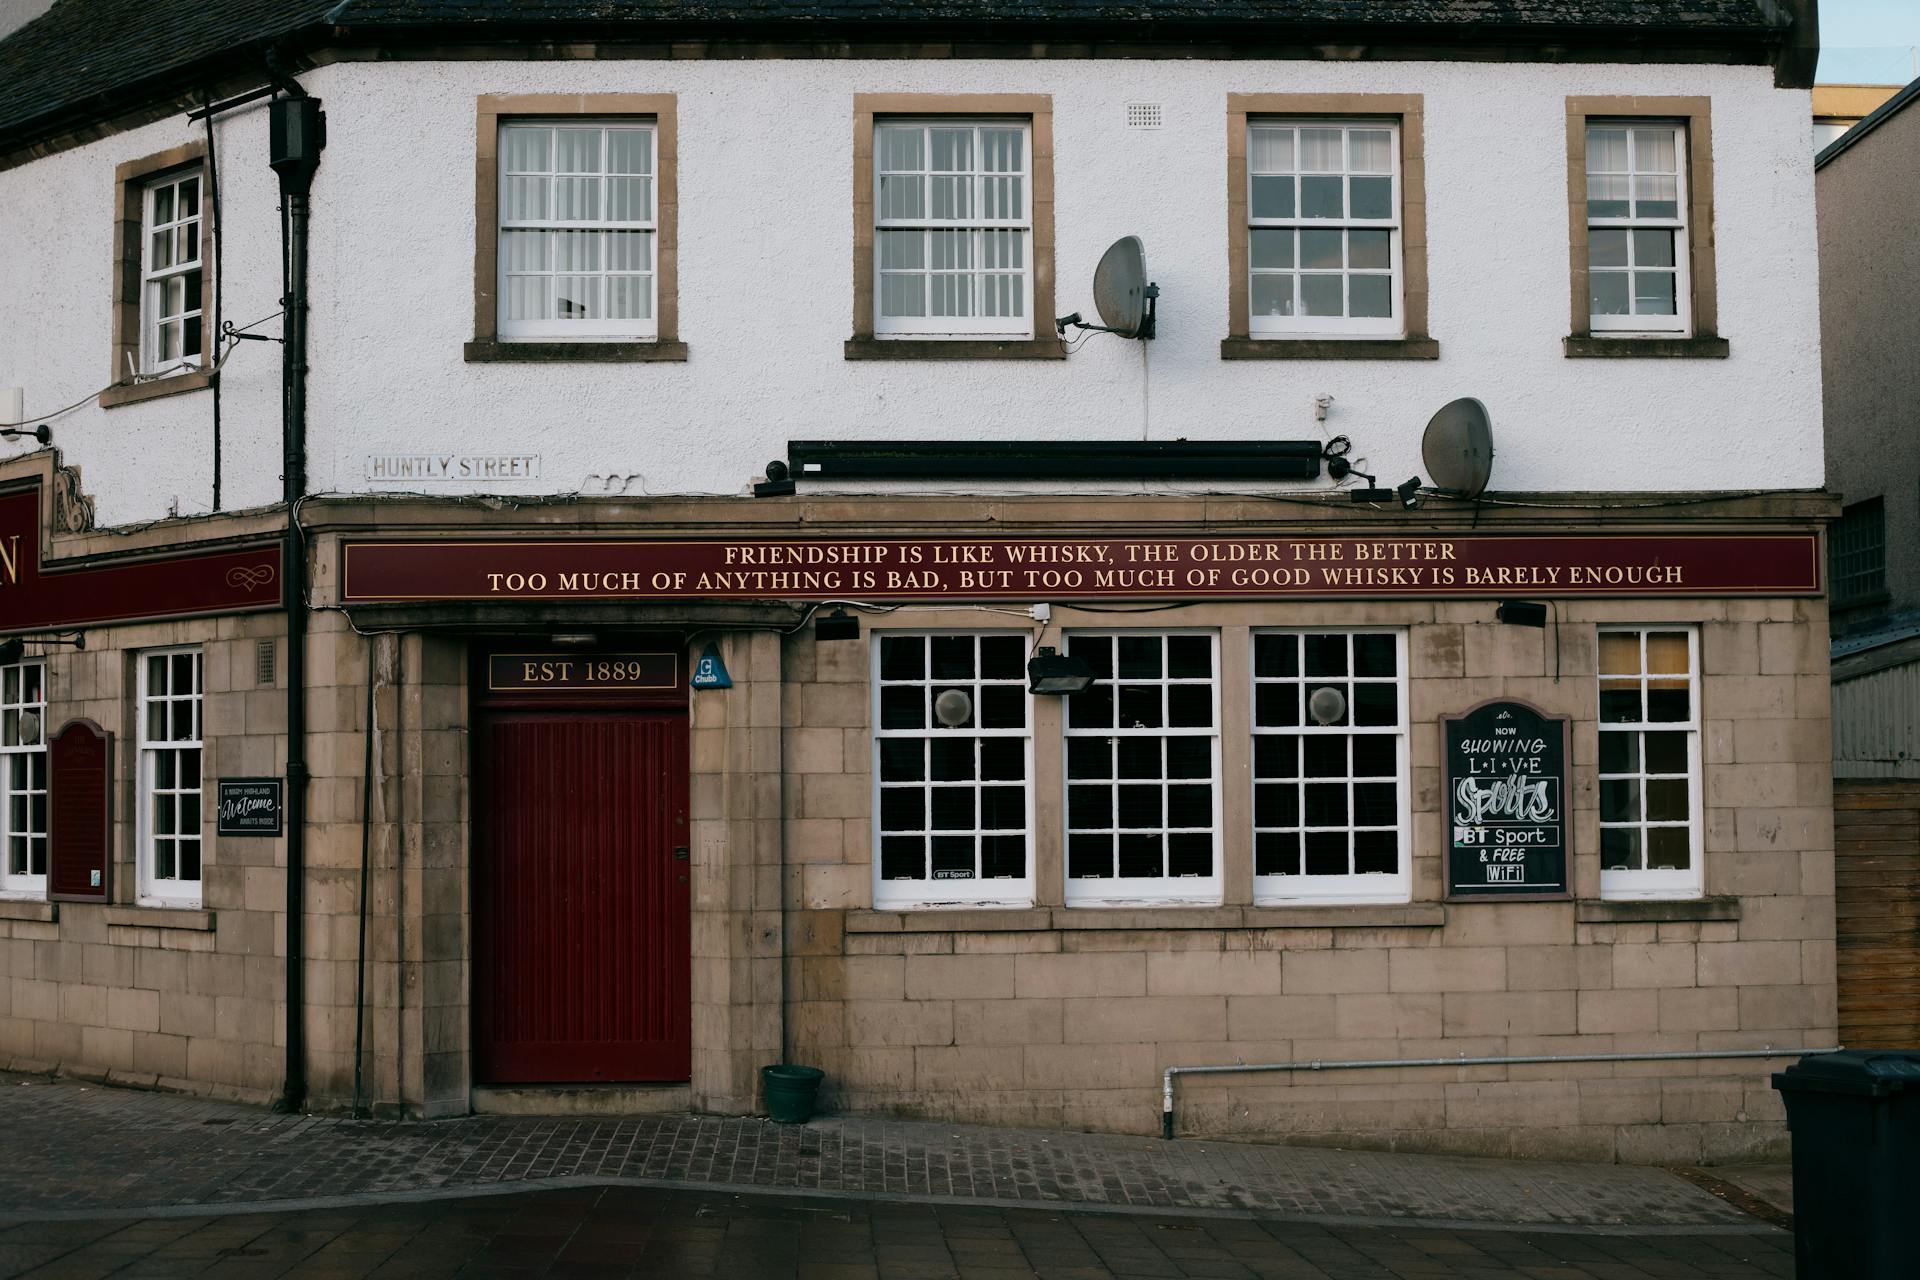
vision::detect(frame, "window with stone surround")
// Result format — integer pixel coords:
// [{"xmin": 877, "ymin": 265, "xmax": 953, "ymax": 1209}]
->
[
  {"xmin": 1830, "ymin": 497, "xmax": 1887, "ymax": 607},
  {"xmin": 1583, "ymin": 121, "xmax": 1690, "ymax": 335},
  {"xmin": 1064, "ymin": 632, "xmax": 1221, "ymax": 906},
  {"xmin": 0, "ymin": 660, "xmax": 48, "ymax": 897},
  {"xmin": 1251, "ymin": 630, "xmax": 1410, "ymax": 904},
  {"xmin": 1597, "ymin": 627, "xmax": 1703, "ymax": 899},
  {"xmin": 138, "ymin": 647, "xmax": 203, "ymax": 907},
  {"xmin": 104, "ymin": 142, "xmax": 213, "ymax": 408},
  {"xmin": 873, "ymin": 633, "xmax": 1033, "ymax": 909}
]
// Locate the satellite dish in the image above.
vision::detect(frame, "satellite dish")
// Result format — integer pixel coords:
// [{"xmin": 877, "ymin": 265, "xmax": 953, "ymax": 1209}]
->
[
  {"xmin": 1421, "ymin": 397, "xmax": 1496, "ymax": 499},
  {"xmin": 1091, "ymin": 236, "xmax": 1157, "ymax": 339}
]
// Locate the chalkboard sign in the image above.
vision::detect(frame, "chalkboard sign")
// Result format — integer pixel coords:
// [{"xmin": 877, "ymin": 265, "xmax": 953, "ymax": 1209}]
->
[
  {"xmin": 1443, "ymin": 699, "xmax": 1571, "ymax": 900},
  {"xmin": 49, "ymin": 720, "xmax": 112, "ymax": 902},
  {"xmin": 217, "ymin": 778, "xmax": 283, "ymax": 837}
]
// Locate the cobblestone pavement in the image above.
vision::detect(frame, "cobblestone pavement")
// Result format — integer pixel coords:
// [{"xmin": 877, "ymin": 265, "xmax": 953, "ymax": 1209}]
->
[{"xmin": 0, "ymin": 1184, "xmax": 1793, "ymax": 1280}]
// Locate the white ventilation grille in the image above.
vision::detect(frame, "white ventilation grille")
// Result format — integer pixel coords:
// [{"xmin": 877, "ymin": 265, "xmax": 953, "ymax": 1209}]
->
[{"xmin": 1126, "ymin": 103, "xmax": 1163, "ymax": 130}]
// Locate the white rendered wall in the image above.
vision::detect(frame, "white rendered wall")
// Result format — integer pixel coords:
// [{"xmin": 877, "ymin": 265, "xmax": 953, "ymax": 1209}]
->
[{"xmin": 0, "ymin": 58, "xmax": 1821, "ymax": 527}]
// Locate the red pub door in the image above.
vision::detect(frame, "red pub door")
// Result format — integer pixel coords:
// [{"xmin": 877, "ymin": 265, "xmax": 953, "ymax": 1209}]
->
[{"xmin": 473, "ymin": 649, "xmax": 690, "ymax": 1084}]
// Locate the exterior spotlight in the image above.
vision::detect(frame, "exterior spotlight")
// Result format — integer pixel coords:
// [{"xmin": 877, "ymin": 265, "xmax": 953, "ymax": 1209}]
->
[
  {"xmin": 754, "ymin": 459, "xmax": 795, "ymax": 498},
  {"xmin": 1349, "ymin": 486, "xmax": 1394, "ymax": 502},
  {"xmin": 1027, "ymin": 646, "xmax": 1095, "ymax": 695},
  {"xmin": 815, "ymin": 608, "xmax": 859, "ymax": 641},
  {"xmin": 0, "ymin": 425, "xmax": 51, "ymax": 445},
  {"xmin": 1496, "ymin": 600, "xmax": 1548, "ymax": 628},
  {"xmin": 549, "ymin": 632, "xmax": 598, "ymax": 647},
  {"xmin": 0, "ymin": 638, "xmax": 21, "ymax": 665},
  {"xmin": 1397, "ymin": 477, "xmax": 1422, "ymax": 509}
]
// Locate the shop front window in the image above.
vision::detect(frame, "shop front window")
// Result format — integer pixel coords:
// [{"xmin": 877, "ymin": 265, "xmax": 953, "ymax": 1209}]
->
[
  {"xmin": 0, "ymin": 660, "xmax": 48, "ymax": 897},
  {"xmin": 1063, "ymin": 632, "xmax": 1221, "ymax": 906},
  {"xmin": 1598, "ymin": 627, "xmax": 1702, "ymax": 899}
]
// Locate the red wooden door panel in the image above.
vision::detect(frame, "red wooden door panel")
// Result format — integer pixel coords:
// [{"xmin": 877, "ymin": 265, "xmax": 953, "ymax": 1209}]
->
[{"xmin": 474, "ymin": 710, "xmax": 690, "ymax": 1083}]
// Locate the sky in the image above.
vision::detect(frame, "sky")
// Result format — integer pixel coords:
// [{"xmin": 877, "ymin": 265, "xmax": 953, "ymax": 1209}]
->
[{"xmin": 1819, "ymin": 0, "xmax": 1920, "ymax": 83}]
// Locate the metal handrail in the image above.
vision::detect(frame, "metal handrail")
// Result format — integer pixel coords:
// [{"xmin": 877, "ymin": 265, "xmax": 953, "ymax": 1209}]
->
[{"xmin": 1160, "ymin": 1045, "xmax": 1840, "ymax": 1138}]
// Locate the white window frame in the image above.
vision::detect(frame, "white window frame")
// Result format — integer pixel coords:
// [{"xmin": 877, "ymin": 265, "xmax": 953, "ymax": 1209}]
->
[
  {"xmin": 497, "ymin": 118, "xmax": 658, "ymax": 341},
  {"xmin": 1062, "ymin": 631, "xmax": 1223, "ymax": 908},
  {"xmin": 1250, "ymin": 629, "xmax": 1412, "ymax": 905},
  {"xmin": 1597, "ymin": 626, "xmax": 1704, "ymax": 900},
  {"xmin": 137, "ymin": 647, "xmax": 203, "ymax": 907},
  {"xmin": 0, "ymin": 660, "xmax": 48, "ymax": 898},
  {"xmin": 140, "ymin": 168, "xmax": 205, "ymax": 373},
  {"xmin": 1246, "ymin": 118, "xmax": 1404, "ymax": 339},
  {"xmin": 1585, "ymin": 121, "xmax": 1691, "ymax": 337},
  {"xmin": 873, "ymin": 117, "xmax": 1034, "ymax": 339},
  {"xmin": 871, "ymin": 631, "xmax": 1035, "ymax": 910}
]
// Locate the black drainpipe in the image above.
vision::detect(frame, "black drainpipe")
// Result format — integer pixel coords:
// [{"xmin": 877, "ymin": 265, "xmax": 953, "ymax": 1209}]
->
[{"xmin": 269, "ymin": 82, "xmax": 324, "ymax": 1114}]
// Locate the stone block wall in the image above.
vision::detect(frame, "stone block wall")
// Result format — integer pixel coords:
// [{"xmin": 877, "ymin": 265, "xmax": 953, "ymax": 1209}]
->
[
  {"xmin": 781, "ymin": 597, "xmax": 1837, "ymax": 1163},
  {"xmin": 0, "ymin": 611, "xmax": 289, "ymax": 1104}
]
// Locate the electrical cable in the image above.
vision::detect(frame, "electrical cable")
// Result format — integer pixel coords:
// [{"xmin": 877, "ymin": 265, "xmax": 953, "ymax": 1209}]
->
[{"xmin": 0, "ymin": 309, "xmax": 282, "ymax": 430}]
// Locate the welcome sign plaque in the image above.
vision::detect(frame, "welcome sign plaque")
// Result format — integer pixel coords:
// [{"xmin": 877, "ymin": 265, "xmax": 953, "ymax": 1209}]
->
[{"xmin": 1443, "ymin": 700, "xmax": 1571, "ymax": 900}]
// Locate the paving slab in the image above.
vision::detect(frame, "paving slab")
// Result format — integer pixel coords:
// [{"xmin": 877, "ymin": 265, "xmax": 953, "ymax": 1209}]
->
[{"xmin": 0, "ymin": 1185, "xmax": 1796, "ymax": 1280}]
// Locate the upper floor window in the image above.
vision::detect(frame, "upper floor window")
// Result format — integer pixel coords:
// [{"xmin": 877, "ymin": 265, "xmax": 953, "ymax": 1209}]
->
[
  {"xmin": 1251, "ymin": 630, "xmax": 1410, "ymax": 904},
  {"xmin": 1830, "ymin": 497, "xmax": 1887, "ymax": 607},
  {"xmin": 105, "ymin": 143, "xmax": 213, "ymax": 407},
  {"xmin": 873, "ymin": 119, "xmax": 1032, "ymax": 338},
  {"xmin": 1064, "ymin": 632, "xmax": 1220, "ymax": 906},
  {"xmin": 1585, "ymin": 122, "xmax": 1689, "ymax": 335},
  {"xmin": 1598, "ymin": 627, "xmax": 1702, "ymax": 900},
  {"xmin": 0, "ymin": 660, "xmax": 47, "ymax": 897},
  {"xmin": 1246, "ymin": 120, "xmax": 1403, "ymax": 338},
  {"xmin": 873, "ymin": 633, "xmax": 1032, "ymax": 909},
  {"xmin": 141, "ymin": 170, "xmax": 205, "ymax": 371},
  {"xmin": 497, "ymin": 120, "xmax": 657, "ymax": 341},
  {"xmin": 138, "ymin": 648, "xmax": 203, "ymax": 906}
]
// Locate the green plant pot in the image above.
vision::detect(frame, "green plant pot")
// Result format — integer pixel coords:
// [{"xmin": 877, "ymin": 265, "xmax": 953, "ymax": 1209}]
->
[{"xmin": 762, "ymin": 1064, "xmax": 824, "ymax": 1123}]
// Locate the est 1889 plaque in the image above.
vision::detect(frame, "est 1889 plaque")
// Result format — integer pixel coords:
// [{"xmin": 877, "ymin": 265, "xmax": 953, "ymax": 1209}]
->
[{"xmin": 1443, "ymin": 699, "xmax": 1571, "ymax": 900}]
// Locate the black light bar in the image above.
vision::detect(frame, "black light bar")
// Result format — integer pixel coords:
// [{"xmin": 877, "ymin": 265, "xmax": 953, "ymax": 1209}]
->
[{"xmin": 784, "ymin": 440, "xmax": 1323, "ymax": 482}]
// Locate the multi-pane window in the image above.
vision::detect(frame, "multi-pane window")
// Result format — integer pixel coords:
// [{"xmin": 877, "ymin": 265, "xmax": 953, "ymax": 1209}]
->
[
  {"xmin": 498, "ymin": 121, "xmax": 656, "ymax": 339},
  {"xmin": 142, "ymin": 169, "xmax": 204, "ymax": 370},
  {"xmin": 1251, "ymin": 631, "xmax": 1409, "ymax": 903},
  {"xmin": 1586, "ymin": 123, "xmax": 1690, "ymax": 333},
  {"xmin": 874, "ymin": 120, "xmax": 1031, "ymax": 336},
  {"xmin": 1063, "ymin": 633, "xmax": 1220, "ymax": 905},
  {"xmin": 873, "ymin": 634, "xmax": 1032, "ymax": 908},
  {"xmin": 1598, "ymin": 628, "xmax": 1702, "ymax": 899},
  {"xmin": 1246, "ymin": 120, "xmax": 1401, "ymax": 336},
  {"xmin": 1830, "ymin": 498, "xmax": 1887, "ymax": 606},
  {"xmin": 138, "ymin": 648, "xmax": 203, "ymax": 905},
  {"xmin": 0, "ymin": 662, "xmax": 47, "ymax": 896}
]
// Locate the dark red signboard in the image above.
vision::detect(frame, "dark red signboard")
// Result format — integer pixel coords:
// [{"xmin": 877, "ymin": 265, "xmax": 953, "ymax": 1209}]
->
[
  {"xmin": 342, "ymin": 532, "xmax": 1821, "ymax": 603},
  {"xmin": 49, "ymin": 719, "xmax": 111, "ymax": 902},
  {"xmin": 0, "ymin": 486, "xmax": 282, "ymax": 633}
]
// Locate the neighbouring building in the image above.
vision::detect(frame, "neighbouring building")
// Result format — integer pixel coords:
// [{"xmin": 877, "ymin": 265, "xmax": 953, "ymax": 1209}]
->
[
  {"xmin": 0, "ymin": 0, "xmax": 1837, "ymax": 1163},
  {"xmin": 1815, "ymin": 72, "xmax": 1920, "ymax": 1050},
  {"xmin": 1810, "ymin": 82, "xmax": 1899, "ymax": 151}
]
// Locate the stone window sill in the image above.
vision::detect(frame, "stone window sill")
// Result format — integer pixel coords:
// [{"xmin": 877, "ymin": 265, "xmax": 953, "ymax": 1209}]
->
[
  {"xmin": 103, "ymin": 905, "xmax": 216, "ymax": 931},
  {"xmin": 0, "ymin": 898, "xmax": 56, "ymax": 923},
  {"xmin": 846, "ymin": 903, "xmax": 1444, "ymax": 933},
  {"xmin": 844, "ymin": 337, "xmax": 1065, "ymax": 361},
  {"xmin": 464, "ymin": 339, "xmax": 689, "ymax": 363},
  {"xmin": 1563, "ymin": 335, "xmax": 1729, "ymax": 359},
  {"xmin": 1221, "ymin": 336, "xmax": 1439, "ymax": 361},
  {"xmin": 1576, "ymin": 896, "xmax": 1739, "ymax": 924},
  {"xmin": 98, "ymin": 370, "xmax": 212, "ymax": 409}
]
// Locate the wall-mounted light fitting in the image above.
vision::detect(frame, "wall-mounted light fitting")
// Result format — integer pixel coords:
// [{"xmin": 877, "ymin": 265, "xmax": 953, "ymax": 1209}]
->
[
  {"xmin": 815, "ymin": 608, "xmax": 859, "ymax": 641},
  {"xmin": 1027, "ymin": 646, "xmax": 1095, "ymax": 695},
  {"xmin": 1496, "ymin": 600, "xmax": 1549, "ymax": 628}
]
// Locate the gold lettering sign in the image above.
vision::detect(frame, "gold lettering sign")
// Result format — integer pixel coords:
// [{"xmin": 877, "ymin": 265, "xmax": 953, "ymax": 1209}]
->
[
  {"xmin": 486, "ymin": 653, "xmax": 676, "ymax": 693},
  {"xmin": 0, "ymin": 535, "xmax": 18, "ymax": 586}
]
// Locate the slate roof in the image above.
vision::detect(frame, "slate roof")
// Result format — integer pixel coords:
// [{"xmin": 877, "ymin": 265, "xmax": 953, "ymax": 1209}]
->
[{"xmin": 0, "ymin": 0, "xmax": 1789, "ymax": 154}]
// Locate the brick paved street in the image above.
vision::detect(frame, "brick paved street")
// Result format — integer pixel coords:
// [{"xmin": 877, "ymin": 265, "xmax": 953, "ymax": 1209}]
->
[
  {"xmin": 0, "ymin": 1185, "xmax": 1793, "ymax": 1280},
  {"xmin": 0, "ymin": 1074, "xmax": 1795, "ymax": 1278},
  {"xmin": 0, "ymin": 1075, "xmax": 1770, "ymax": 1230}
]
